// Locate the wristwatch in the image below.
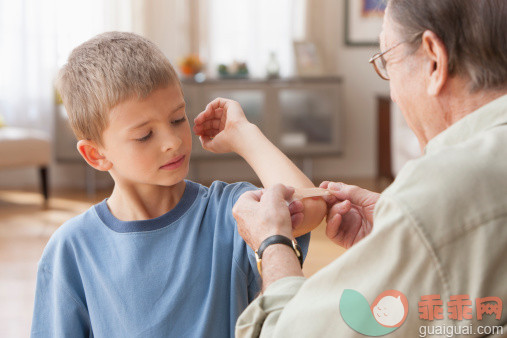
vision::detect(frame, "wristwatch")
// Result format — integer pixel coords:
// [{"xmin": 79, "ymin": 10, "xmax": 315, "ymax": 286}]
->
[{"xmin": 254, "ymin": 235, "xmax": 303, "ymax": 276}]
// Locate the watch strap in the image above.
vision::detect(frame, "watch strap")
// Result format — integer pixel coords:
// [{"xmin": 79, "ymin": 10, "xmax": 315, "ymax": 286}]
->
[{"xmin": 254, "ymin": 235, "xmax": 303, "ymax": 276}]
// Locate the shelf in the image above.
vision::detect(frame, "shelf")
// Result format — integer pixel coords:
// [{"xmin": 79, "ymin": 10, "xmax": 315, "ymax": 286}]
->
[{"xmin": 183, "ymin": 77, "xmax": 344, "ymax": 160}]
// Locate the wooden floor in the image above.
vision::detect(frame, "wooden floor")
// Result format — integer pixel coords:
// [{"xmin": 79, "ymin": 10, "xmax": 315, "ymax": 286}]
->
[{"xmin": 0, "ymin": 178, "xmax": 384, "ymax": 337}]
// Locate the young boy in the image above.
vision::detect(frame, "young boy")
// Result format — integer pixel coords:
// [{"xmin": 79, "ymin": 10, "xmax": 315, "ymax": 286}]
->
[{"xmin": 31, "ymin": 32, "xmax": 326, "ymax": 337}]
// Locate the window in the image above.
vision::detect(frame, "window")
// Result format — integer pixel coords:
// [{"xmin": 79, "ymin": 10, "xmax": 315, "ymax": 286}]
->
[{"xmin": 201, "ymin": 0, "xmax": 307, "ymax": 77}]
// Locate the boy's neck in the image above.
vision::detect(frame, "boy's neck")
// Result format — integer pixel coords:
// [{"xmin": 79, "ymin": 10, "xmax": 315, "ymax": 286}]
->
[{"xmin": 106, "ymin": 180, "xmax": 186, "ymax": 221}]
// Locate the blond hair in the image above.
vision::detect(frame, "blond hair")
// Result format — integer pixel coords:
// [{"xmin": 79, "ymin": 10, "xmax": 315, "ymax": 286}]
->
[{"xmin": 56, "ymin": 31, "xmax": 179, "ymax": 146}]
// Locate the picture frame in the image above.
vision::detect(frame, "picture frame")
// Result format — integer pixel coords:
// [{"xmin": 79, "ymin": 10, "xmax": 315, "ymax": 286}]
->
[
  {"xmin": 345, "ymin": 0, "xmax": 386, "ymax": 46},
  {"xmin": 293, "ymin": 41, "xmax": 324, "ymax": 77}
]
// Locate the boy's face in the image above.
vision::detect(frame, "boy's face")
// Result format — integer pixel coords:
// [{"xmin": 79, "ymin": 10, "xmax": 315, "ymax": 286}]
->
[{"xmin": 100, "ymin": 84, "xmax": 192, "ymax": 187}]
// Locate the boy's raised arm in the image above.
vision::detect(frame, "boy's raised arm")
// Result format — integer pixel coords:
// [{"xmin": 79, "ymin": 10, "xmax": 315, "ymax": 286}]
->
[{"xmin": 193, "ymin": 98, "xmax": 327, "ymax": 236}]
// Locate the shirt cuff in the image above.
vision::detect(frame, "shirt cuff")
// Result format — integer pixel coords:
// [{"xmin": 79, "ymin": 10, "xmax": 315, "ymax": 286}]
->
[{"xmin": 236, "ymin": 276, "xmax": 306, "ymax": 337}]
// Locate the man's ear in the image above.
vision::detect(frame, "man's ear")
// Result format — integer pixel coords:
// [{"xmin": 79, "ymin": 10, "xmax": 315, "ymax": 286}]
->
[
  {"xmin": 421, "ymin": 30, "xmax": 449, "ymax": 96},
  {"xmin": 77, "ymin": 140, "xmax": 112, "ymax": 171}
]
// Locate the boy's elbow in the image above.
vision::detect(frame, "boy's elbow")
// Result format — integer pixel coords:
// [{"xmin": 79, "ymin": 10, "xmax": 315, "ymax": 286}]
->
[{"xmin": 292, "ymin": 198, "xmax": 327, "ymax": 237}]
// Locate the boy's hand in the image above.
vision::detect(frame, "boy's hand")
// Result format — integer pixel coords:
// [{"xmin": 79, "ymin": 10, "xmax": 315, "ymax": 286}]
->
[{"xmin": 193, "ymin": 98, "xmax": 254, "ymax": 153}]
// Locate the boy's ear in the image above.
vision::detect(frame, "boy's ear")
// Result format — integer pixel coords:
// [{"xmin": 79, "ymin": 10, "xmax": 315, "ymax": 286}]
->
[{"xmin": 77, "ymin": 140, "xmax": 112, "ymax": 171}]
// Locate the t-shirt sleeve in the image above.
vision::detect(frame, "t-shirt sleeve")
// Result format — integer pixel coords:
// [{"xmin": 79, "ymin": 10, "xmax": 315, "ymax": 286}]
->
[{"xmin": 31, "ymin": 265, "xmax": 91, "ymax": 337}]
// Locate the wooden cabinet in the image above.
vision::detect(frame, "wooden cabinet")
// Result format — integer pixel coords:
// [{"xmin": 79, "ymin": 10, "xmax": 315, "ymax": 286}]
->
[{"xmin": 182, "ymin": 77, "xmax": 344, "ymax": 160}]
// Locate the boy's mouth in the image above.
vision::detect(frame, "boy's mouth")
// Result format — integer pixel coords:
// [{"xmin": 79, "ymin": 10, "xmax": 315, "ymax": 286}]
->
[{"xmin": 160, "ymin": 155, "xmax": 185, "ymax": 170}]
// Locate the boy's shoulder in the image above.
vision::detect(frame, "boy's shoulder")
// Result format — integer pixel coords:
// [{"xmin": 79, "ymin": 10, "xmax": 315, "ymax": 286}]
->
[
  {"xmin": 39, "ymin": 202, "xmax": 103, "ymax": 266},
  {"xmin": 55, "ymin": 202, "xmax": 103, "ymax": 237},
  {"xmin": 192, "ymin": 180, "xmax": 258, "ymax": 205}
]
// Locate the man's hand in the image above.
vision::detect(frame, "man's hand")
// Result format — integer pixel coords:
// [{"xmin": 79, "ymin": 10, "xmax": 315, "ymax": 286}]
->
[
  {"xmin": 319, "ymin": 181, "xmax": 380, "ymax": 249},
  {"xmin": 193, "ymin": 97, "xmax": 254, "ymax": 153},
  {"xmin": 233, "ymin": 184, "xmax": 303, "ymax": 251}
]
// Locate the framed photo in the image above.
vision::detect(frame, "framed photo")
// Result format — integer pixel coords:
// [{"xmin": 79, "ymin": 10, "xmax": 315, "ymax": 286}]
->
[
  {"xmin": 293, "ymin": 41, "xmax": 323, "ymax": 77},
  {"xmin": 345, "ymin": 0, "xmax": 386, "ymax": 46}
]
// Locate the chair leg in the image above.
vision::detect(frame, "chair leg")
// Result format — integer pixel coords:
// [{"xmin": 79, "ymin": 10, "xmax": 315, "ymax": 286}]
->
[{"xmin": 39, "ymin": 166, "xmax": 49, "ymax": 201}]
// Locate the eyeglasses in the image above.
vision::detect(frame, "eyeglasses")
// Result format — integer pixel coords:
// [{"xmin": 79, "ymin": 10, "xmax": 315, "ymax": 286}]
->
[{"xmin": 369, "ymin": 40, "xmax": 407, "ymax": 80}]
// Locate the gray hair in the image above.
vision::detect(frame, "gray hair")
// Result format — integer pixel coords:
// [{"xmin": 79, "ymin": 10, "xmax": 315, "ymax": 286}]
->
[
  {"xmin": 56, "ymin": 31, "xmax": 179, "ymax": 145},
  {"xmin": 387, "ymin": 0, "xmax": 507, "ymax": 92}
]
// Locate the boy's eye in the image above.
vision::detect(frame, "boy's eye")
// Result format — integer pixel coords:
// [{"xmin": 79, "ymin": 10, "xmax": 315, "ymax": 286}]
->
[
  {"xmin": 136, "ymin": 131, "xmax": 152, "ymax": 142},
  {"xmin": 172, "ymin": 117, "xmax": 186, "ymax": 125}
]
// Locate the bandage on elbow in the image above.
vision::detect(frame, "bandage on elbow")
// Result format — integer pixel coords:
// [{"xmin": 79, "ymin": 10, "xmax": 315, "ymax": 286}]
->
[{"xmin": 290, "ymin": 187, "xmax": 330, "ymax": 202}]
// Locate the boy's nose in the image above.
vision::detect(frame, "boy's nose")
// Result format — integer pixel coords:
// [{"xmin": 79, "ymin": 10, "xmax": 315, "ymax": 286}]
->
[{"xmin": 161, "ymin": 133, "xmax": 182, "ymax": 152}]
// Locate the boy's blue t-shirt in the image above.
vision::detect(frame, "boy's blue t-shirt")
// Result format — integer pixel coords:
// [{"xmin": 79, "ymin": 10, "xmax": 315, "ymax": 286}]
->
[{"xmin": 31, "ymin": 180, "xmax": 310, "ymax": 338}]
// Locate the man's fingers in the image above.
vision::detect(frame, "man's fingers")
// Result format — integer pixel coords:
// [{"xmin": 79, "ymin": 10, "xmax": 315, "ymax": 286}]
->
[
  {"xmin": 233, "ymin": 190, "xmax": 263, "ymax": 217},
  {"xmin": 327, "ymin": 182, "xmax": 374, "ymax": 206},
  {"xmin": 325, "ymin": 213, "xmax": 342, "ymax": 240},
  {"xmin": 238, "ymin": 189, "xmax": 263, "ymax": 203},
  {"xmin": 319, "ymin": 181, "xmax": 330, "ymax": 189},
  {"xmin": 249, "ymin": 189, "xmax": 263, "ymax": 201},
  {"xmin": 262, "ymin": 184, "xmax": 295, "ymax": 204},
  {"xmin": 288, "ymin": 200, "xmax": 304, "ymax": 215},
  {"xmin": 322, "ymin": 193, "xmax": 338, "ymax": 207},
  {"xmin": 291, "ymin": 212, "xmax": 304, "ymax": 229},
  {"xmin": 328, "ymin": 200, "xmax": 351, "ymax": 218}
]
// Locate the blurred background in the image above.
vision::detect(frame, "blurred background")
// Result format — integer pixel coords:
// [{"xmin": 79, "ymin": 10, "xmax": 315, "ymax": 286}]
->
[{"xmin": 0, "ymin": 0, "xmax": 420, "ymax": 336}]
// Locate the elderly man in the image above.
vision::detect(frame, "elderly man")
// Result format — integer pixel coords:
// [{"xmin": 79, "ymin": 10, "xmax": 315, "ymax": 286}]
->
[{"xmin": 233, "ymin": 0, "xmax": 507, "ymax": 337}]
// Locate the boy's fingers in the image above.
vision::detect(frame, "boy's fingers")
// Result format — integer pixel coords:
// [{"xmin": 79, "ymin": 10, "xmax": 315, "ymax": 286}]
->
[
  {"xmin": 199, "ymin": 136, "xmax": 214, "ymax": 150},
  {"xmin": 194, "ymin": 109, "xmax": 213, "ymax": 124},
  {"xmin": 202, "ymin": 129, "xmax": 219, "ymax": 137},
  {"xmin": 195, "ymin": 116, "xmax": 221, "ymax": 129},
  {"xmin": 192, "ymin": 124, "xmax": 200, "ymax": 134},
  {"xmin": 214, "ymin": 107, "xmax": 224, "ymax": 119},
  {"xmin": 207, "ymin": 97, "xmax": 228, "ymax": 111},
  {"xmin": 199, "ymin": 119, "xmax": 220, "ymax": 130},
  {"xmin": 195, "ymin": 99, "xmax": 227, "ymax": 124}
]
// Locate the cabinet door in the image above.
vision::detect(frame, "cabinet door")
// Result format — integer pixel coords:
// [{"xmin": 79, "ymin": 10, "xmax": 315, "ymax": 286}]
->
[{"xmin": 277, "ymin": 83, "xmax": 342, "ymax": 155}]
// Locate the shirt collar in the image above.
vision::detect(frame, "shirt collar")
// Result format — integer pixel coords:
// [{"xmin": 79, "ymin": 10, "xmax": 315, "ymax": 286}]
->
[{"xmin": 424, "ymin": 94, "xmax": 507, "ymax": 155}]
